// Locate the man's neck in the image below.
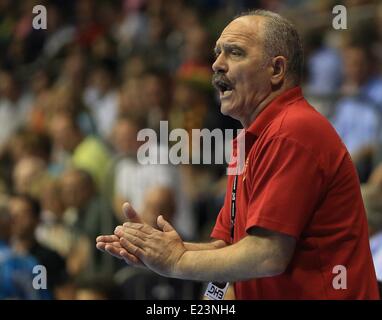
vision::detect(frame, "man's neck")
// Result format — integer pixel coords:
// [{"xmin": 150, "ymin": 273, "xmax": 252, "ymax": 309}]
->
[{"xmin": 242, "ymin": 83, "xmax": 296, "ymax": 129}]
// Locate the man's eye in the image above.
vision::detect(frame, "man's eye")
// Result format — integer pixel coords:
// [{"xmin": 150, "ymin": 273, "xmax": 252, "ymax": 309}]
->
[{"xmin": 231, "ymin": 50, "xmax": 242, "ymax": 56}]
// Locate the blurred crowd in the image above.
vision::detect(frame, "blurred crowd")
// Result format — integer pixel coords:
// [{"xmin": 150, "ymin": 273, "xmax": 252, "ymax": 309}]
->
[{"xmin": 1, "ymin": 0, "xmax": 382, "ymax": 299}]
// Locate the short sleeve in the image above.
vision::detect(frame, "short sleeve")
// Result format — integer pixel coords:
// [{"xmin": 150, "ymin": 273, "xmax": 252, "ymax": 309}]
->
[{"xmin": 246, "ymin": 136, "xmax": 325, "ymax": 238}]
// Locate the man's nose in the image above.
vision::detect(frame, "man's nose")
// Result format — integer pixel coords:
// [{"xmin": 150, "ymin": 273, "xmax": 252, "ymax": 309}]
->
[{"xmin": 212, "ymin": 54, "xmax": 228, "ymax": 73}]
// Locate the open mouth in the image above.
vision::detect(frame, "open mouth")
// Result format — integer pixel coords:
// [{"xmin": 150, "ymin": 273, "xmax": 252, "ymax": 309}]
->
[{"xmin": 215, "ymin": 80, "xmax": 234, "ymax": 98}]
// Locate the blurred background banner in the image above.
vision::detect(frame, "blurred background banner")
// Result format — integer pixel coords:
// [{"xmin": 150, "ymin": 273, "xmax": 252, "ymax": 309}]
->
[{"xmin": 0, "ymin": 0, "xmax": 382, "ymax": 299}]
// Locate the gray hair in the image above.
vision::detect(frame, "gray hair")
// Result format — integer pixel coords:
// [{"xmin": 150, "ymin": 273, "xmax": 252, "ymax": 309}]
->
[{"xmin": 237, "ymin": 9, "xmax": 304, "ymax": 85}]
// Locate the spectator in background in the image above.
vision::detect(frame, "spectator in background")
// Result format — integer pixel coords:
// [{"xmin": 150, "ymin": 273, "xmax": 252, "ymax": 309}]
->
[
  {"xmin": 27, "ymin": 69, "xmax": 55, "ymax": 134},
  {"xmin": 12, "ymin": 156, "xmax": 50, "ymax": 198},
  {"xmin": 59, "ymin": 168, "xmax": 118, "ymax": 278},
  {"xmin": 112, "ymin": 114, "xmax": 195, "ymax": 240},
  {"xmin": 305, "ymin": 29, "xmax": 343, "ymax": 97},
  {"xmin": 332, "ymin": 43, "xmax": 382, "ymax": 182},
  {"xmin": 118, "ymin": 76, "xmax": 146, "ymax": 116},
  {"xmin": 48, "ymin": 85, "xmax": 96, "ymax": 136},
  {"xmin": 56, "ymin": 49, "xmax": 88, "ymax": 94},
  {"xmin": 115, "ymin": 0, "xmax": 148, "ymax": 56},
  {"xmin": 8, "ymin": 194, "xmax": 67, "ymax": 299},
  {"xmin": 120, "ymin": 55, "xmax": 147, "ymax": 81},
  {"xmin": 6, "ymin": 1, "xmax": 46, "ymax": 66},
  {"xmin": 6, "ymin": 129, "xmax": 52, "ymax": 164},
  {"xmin": 340, "ymin": 43, "xmax": 382, "ymax": 109},
  {"xmin": 0, "ymin": 69, "xmax": 32, "ymax": 153},
  {"xmin": 170, "ymin": 75, "xmax": 209, "ymax": 137},
  {"xmin": 140, "ymin": 71, "xmax": 171, "ymax": 132},
  {"xmin": 49, "ymin": 111, "xmax": 110, "ymax": 188},
  {"xmin": 116, "ymin": 71, "xmax": 170, "ymax": 135},
  {"xmin": 139, "ymin": 14, "xmax": 172, "ymax": 71},
  {"xmin": 0, "ymin": 130, "xmax": 52, "ymax": 195},
  {"xmin": 361, "ymin": 184, "xmax": 382, "ymax": 282},
  {"xmin": 36, "ymin": 179, "xmax": 91, "ymax": 279},
  {"xmin": 0, "ymin": 204, "xmax": 49, "ymax": 299},
  {"xmin": 103, "ymin": 114, "xmax": 145, "ymax": 205},
  {"xmin": 74, "ymin": 0, "xmax": 104, "ymax": 50},
  {"xmin": 83, "ymin": 62, "xmax": 119, "ymax": 141},
  {"xmin": 110, "ymin": 114, "xmax": 146, "ymax": 159},
  {"xmin": 303, "ymin": 28, "xmax": 343, "ymax": 119}
]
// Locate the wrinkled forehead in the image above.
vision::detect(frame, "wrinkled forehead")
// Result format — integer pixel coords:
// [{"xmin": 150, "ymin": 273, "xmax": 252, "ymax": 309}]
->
[{"xmin": 216, "ymin": 16, "xmax": 265, "ymax": 47}]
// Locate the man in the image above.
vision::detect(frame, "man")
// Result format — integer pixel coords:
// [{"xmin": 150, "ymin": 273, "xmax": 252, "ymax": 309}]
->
[
  {"xmin": 8, "ymin": 194, "xmax": 67, "ymax": 298},
  {"xmin": 332, "ymin": 44, "xmax": 382, "ymax": 182},
  {"xmin": 49, "ymin": 111, "xmax": 110, "ymax": 189},
  {"xmin": 59, "ymin": 168, "xmax": 118, "ymax": 277},
  {"xmin": 0, "ymin": 69, "xmax": 32, "ymax": 153},
  {"xmin": 361, "ymin": 183, "xmax": 382, "ymax": 282},
  {"xmin": 0, "ymin": 205, "xmax": 46, "ymax": 299},
  {"xmin": 83, "ymin": 63, "xmax": 119, "ymax": 140},
  {"xmin": 97, "ymin": 10, "xmax": 379, "ymax": 299}
]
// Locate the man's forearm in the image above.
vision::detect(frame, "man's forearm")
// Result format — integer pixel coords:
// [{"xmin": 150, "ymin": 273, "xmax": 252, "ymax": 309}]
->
[
  {"xmin": 184, "ymin": 240, "xmax": 227, "ymax": 251},
  {"xmin": 174, "ymin": 236, "xmax": 284, "ymax": 282}
]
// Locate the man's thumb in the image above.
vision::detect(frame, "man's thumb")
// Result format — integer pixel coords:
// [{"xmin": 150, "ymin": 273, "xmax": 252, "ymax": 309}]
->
[
  {"xmin": 157, "ymin": 215, "xmax": 174, "ymax": 232},
  {"xmin": 122, "ymin": 202, "xmax": 142, "ymax": 223}
]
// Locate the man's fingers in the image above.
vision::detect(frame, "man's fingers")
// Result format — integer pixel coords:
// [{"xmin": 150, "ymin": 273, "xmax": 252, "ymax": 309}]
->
[
  {"xmin": 98, "ymin": 207, "xmax": 149, "ymax": 266},
  {"xmin": 102, "ymin": 241, "xmax": 144, "ymax": 266},
  {"xmin": 115, "ymin": 225, "xmax": 150, "ymax": 240},
  {"xmin": 120, "ymin": 250, "xmax": 142, "ymax": 265},
  {"xmin": 115, "ymin": 226, "xmax": 147, "ymax": 249},
  {"xmin": 96, "ymin": 241, "xmax": 107, "ymax": 252},
  {"xmin": 120, "ymin": 237, "xmax": 145, "ymax": 259},
  {"xmin": 96, "ymin": 241, "xmax": 121, "ymax": 250},
  {"xmin": 105, "ymin": 244, "xmax": 124, "ymax": 259},
  {"xmin": 96, "ymin": 235, "xmax": 119, "ymax": 243},
  {"xmin": 123, "ymin": 202, "xmax": 142, "ymax": 223},
  {"xmin": 118, "ymin": 230, "xmax": 146, "ymax": 249},
  {"xmin": 121, "ymin": 222, "xmax": 152, "ymax": 235},
  {"xmin": 157, "ymin": 215, "xmax": 175, "ymax": 232}
]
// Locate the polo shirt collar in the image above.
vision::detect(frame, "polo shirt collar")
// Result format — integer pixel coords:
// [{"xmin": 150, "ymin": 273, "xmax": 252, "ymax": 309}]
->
[
  {"xmin": 230, "ymin": 86, "xmax": 303, "ymax": 165},
  {"xmin": 246, "ymin": 86, "xmax": 303, "ymax": 138}
]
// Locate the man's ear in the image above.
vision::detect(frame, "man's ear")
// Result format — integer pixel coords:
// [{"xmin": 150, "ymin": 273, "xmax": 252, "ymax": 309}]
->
[{"xmin": 270, "ymin": 56, "xmax": 287, "ymax": 86}]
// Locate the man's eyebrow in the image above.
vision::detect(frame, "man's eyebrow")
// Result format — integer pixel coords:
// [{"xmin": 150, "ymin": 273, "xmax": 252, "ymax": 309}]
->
[
  {"xmin": 214, "ymin": 43, "xmax": 245, "ymax": 54},
  {"xmin": 224, "ymin": 43, "xmax": 245, "ymax": 51}
]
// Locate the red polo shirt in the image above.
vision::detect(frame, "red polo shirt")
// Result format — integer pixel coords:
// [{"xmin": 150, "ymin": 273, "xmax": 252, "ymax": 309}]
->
[{"xmin": 211, "ymin": 87, "xmax": 379, "ymax": 299}]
